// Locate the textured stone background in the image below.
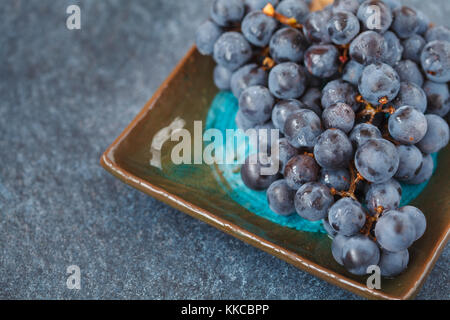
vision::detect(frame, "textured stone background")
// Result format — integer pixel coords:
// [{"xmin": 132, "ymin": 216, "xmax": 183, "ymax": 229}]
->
[{"xmin": 0, "ymin": 0, "xmax": 448, "ymax": 299}]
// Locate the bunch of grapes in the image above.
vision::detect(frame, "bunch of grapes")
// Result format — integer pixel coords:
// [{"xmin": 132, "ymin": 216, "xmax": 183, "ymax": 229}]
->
[{"xmin": 196, "ymin": 0, "xmax": 449, "ymax": 277}]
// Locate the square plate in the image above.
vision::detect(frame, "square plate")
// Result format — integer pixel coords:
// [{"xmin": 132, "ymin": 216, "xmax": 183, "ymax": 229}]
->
[{"xmin": 101, "ymin": 46, "xmax": 450, "ymax": 300}]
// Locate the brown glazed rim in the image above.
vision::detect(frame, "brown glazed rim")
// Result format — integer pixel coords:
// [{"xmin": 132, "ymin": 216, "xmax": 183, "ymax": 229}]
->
[{"xmin": 101, "ymin": 45, "xmax": 449, "ymax": 300}]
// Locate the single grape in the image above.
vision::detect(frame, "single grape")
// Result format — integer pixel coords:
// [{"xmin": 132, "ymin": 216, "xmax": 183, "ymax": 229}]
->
[
  {"xmin": 328, "ymin": 198, "xmax": 366, "ymax": 237},
  {"xmin": 211, "ymin": 0, "xmax": 245, "ymax": 27},
  {"xmin": 399, "ymin": 206, "xmax": 426, "ymax": 241},
  {"xmin": 267, "ymin": 179, "xmax": 296, "ymax": 216},
  {"xmin": 268, "ymin": 62, "xmax": 307, "ymax": 99},
  {"xmin": 392, "ymin": 82, "xmax": 427, "ymax": 113},
  {"xmin": 405, "ymin": 153, "xmax": 434, "ymax": 185},
  {"xmin": 391, "ymin": 6, "xmax": 420, "ymax": 39},
  {"xmin": 349, "ymin": 123, "xmax": 382, "ymax": 148},
  {"xmin": 284, "ymin": 154, "xmax": 320, "ymax": 190},
  {"xmin": 196, "ymin": 20, "xmax": 223, "ymax": 56},
  {"xmin": 388, "ymin": 106, "xmax": 428, "ymax": 145},
  {"xmin": 423, "ymin": 80, "xmax": 450, "ymax": 117},
  {"xmin": 276, "ymin": 0, "xmax": 310, "ymax": 24},
  {"xmin": 272, "ymin": 99, "xmax": 304, "ymax": 133},
  {"xmin": 284, "ymin": 109, "xmax": 323, "ymax": 148},
  {"xmin": 382, "ymin": 31, "xmax": 403, "ymax": 66},
  {"xmin": 394, "ymin": 60, "xmax": 424, "ymax": 87},
  {"xmin": 350, "ymin": 31, "xmax": 387, "ymax": 65},
  {"xmin": 242, "ymin": 11, "xmax": 278, "ymax": 47},
  {"xmin": 327, "ymin": 11, "xmax": 360, "ymax": 45},
  {"xmin": 425, "ymin": 26, "xmax": 450, "ymax": 43},
  {"xmin": 214, "ymin": 32, "xmax": 252, "ymax": 71},
  {"xmin": 294, "ymin": 182, "xmax": 334, "ymax": 221},
  {"xmin": 269, "ymin": 27, "xmax": 308, "ymax": 63},
  {"xmin": 379, "ymin": 249, "xmax": 409, "ymax": 277},
  {"xmin": 331, "ymin": 234, "xmax": 351, "ymax": 265},
  {"xmin": 323, "ymin": 217, "xmax": 338, "ymax": 239},
  {"xmin": 321, "ymin": 80, "xmax": 359, "ymax": 111},
  {"xmin": 303, "ymin": 10, "xmax": 332, "ymax": 43},
  {"xmin": 375, "ymin": 209, "xmax": 416, "ymax": 252},
  {"xmin": 416, "ymin": 114, "xmax": 450, "ymax": 154},
  {"xmin": 402, "ymin": 34, "xmax": 426, "ymax": 63},
  {"xmin": 355, "ymin": 139, "xmax": 399, "ymax": 183},
  {"xmin": 395, "ymin": 145, "xmax": 423, "ymax": 182},
  {"xmin": 359, "ymin": 62, "xmax": 400, "ymax": 105},
  {"xmin": 332, "ymin": 0, "xmax": 360, "ymax": 14},
  {"xmin": 342, "ymin": 60, "xmax": 364, "ymax": 86},
  {"xmin": 241, "ymin": 153, "xmax": 281, "ymax": 190},
  {"xmin": 239, "ymin": 86, "xmax": 275, "ymax": 124},
  {"xmin": 235, "ymin": 109, "xmax": 257, "ymax": 131},
  {"xmin": 244, "ymin": 0, "xmax": 279, "ymax": 12},
  {"xmin": 322, "ymin": 102, "xmax": 355, "ymax": 133},
  {"xmin": 357, "ymin": 0, "xmax": 393, "ymax": 33},
  {"xmin": 319, "ymin": 168, "xmax": 351, "ymax": 192},
  {"xmin": 230, "ymin": 64, "xmax": 268, "ymax": 99},
  {"xmin": 300, "ymin": 88, "xmax": 323, "ymax": 116},
  {"xmin": 213, "ymin": 65, "xmax": 232, "ymax": 90},
  {"xmin": 342, "ymin": 235, "xmax": 380, "ymax": 275},
  {"xmin": 365, "ymin": 179, "xmax": 402, "ymax": 216},
  {"xmin": 304, "ymin": 45, "xmax": 340, "ymax": 78},
  {"xmin": 276, "ymin": 137, "xmax": 299, "ymax": 171},
  {"xmin": 421, "ymin": 40, "xmax": 450, "ymax": 83},
  {"xmin": 314, "ymin": 129, "xmax": 354, "ymax": 169}
]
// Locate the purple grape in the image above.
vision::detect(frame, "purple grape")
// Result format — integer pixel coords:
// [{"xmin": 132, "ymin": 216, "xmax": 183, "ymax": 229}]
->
[
  {"xmin": 342, "ymin": 60, "xmax": 364, "ymax": 86},
  {"xmin": 303, "ymin": 10, "xmax": 332, "ymax": 43},
  {"xmin": 276, "ymin": 0, "xmax": 310, "ymax": 24},
  {"xmin": 395, "ymin": 145, "xmax": 423, "ymax": 182},
  {"xmin": 268, "ymin": 62, "xmax": 307, "ymax": 99},
  {"xmin": 314, "ymin": 129, "xmax": 354, "ymax": 169},
  {"xmin": 211, "ymin": 0, "xmax": 245, "ymax": 27},
  {"xmin": 269, "ymin": 27, "xmax": 308, "ymax": 63},
  {"xmin": 213, "ymin": 65, "xmax": 232, "ymax": 90},
  {"xmin": 214, "ymin": 32, "xmax": 252, "ymax": 71},
  {"xmin": 284, "ymin": 154, "xmax": 320, "ymax": 190},
  {"xmin": 284, "ymin": 109, "xmax": 323, "ymax": 148},
  {"xmin": 242, "ymin": 11, "xmax": 278, "ymax": 47},
  {"xmin": 382, "ymin": 31, "xmax": 403, "ymax": 66},
  {"xmin": 416, "ymin": 114, "xmax": 450, "ymax": 154},
  {"xmin": 365, "ymin": 179, "xmax": 402, "ymax": 216},
  {"xmin": 342, "ymin": 235, "xmax": 380, "ymax": 275},
  {"xmin": 294, "ymin": 182, "xmax": 334, "ymax": 221},
  {"xmin": 402, "ymin": 34, "xmax": 426, "ymax": 63},
  {"xmin": 235, "ymin": 109, "xmax": 257, "ymax": 131},
  {"xmin": 300, "ymin": 88, "xmax": 323, "ymax": 116},
  {"xmin": 421, "ymin": 40, "xmax": 450, "ymax": 83},
  {"xmin": 276, "ymin": 137, "xmax": 299, "ymax": 170},
  {"xmin": 359, "ymin": 62, "xmax": 400, "ymax": 105},
  {"xmin": 241, "ymin": 153, "xmax": 281, "ymax": 190},
  {"xmin": 332, "ymin": 0, "xmax": 360, "ymax": 14},
  {"xmin": 391, "ymin": 6, "xmax": 420, "ymax": 39},
  {"xmin": 327, "ymin": 11, "xmax": 360, "ymax": 45},
  {"xmin": 267, "ymin": 179, "xmax": 296, "ymax": 216},
  {"xmin": 405, "ymin": 153, "xmax": 434, "ymax": 185},
  {"xmin": 244, "ymin": 0, "xmax": 279, "ymax": 12},
  {"xmin": 357, "ymin": 0, "xmax": 393, "ymax": 34},
  {"xmin": 423, "ymin": 80, "xmax": 450, "ymax": 117},
  {"xmin": 323, "ymin": 217, "xmax": 339, "ymax": 238},
  {"xmin": 388, "ymin": 106, "xmax": 428, "ymax": 145},
  {"xmin": 392, "ymin": 82, "xmax": 427, "ymax": 113},
  {"xmin": 196, "ymin": 20, "xmax": 223, "ymax": 56},
  {"xmin": 304, "ymin": 45, "xmax": 340, "ymax": 78},
  {"xmin": 321, "ymin": 80, "xmax": 359, "ymax": 111},
  {"xmin": 399, "ymin": 206, "xmax": 426, "ymax": 241},
  {"xmin": 331, "ymin": 234, "xmax": 351, "ymax": 265},
  {"xmin": 375, "ymin": 209, "xmax": 416, "ymax": 252},
  {"xmin": 355, "ymin": 139, "xmax": 399, "ymax": 183},
  {"xmin": 379, "ymin": 249, "xmax": 409, "ymax": 277},
  {"xmin": 425, "ymin": 26, "xmax": 450, "ymax": 43},
  {"xmin": 239, "ymin": 86, "xmax": 275, "ymax": 124},
  {"xmin": 394, "ymin": 60, "xmax": 424, "ymax": 87},
  {"xmin": 322, "ymin": 102, "xmax": 355, "ymax": 133},
  {"xmin": 350, "ymin": 31, "xmax": 387, "ymax": 65},
  {"xmin": 328, "ymin": 198, "xmax": 367, "ymax": 236}
]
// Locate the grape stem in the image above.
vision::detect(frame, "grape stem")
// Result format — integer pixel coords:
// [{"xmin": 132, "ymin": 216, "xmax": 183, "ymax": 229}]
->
[
  {"xmin": 356, "ymin": 95, "xmax": 395, "ymax": 124},
  {"xmin": 361, "ymin": 207, "xmax": 383, "ymax": 239},
  {"xmin": 263, "ymin": 3, "xmax": 303, "ymax": 29},
  {"xmin": 330, "ymin": 162, "xmax": 363, "ymax": 201}
]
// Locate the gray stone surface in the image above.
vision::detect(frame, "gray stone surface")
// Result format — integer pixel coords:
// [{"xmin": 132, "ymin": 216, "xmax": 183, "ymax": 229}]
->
[{"xmin": 0, "ymin": 0, "xmax": 448, "ymax": 300}]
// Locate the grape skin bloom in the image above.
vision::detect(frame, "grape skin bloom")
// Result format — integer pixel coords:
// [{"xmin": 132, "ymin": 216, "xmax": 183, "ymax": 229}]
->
[
  {"xmin": 242, "ymin": 11, "xmax": 278, "ymax": 47},
  {"xmin": 284, "ymin": 109, "xmax": 323, "ymax": 148},
  {"xmin": 416, "ymin": 114, "xmax": 450, "ymax": 154},
  {"xmin": 359, "ymin": 62, "xmax": 400, "ymax": 105},
  {"xmin": 267, "ymin": 180, "xmax": 296, "ymax": 216},
  {"xmin": 388, "ymin": 106, "xmax": 428, "ymax": 145},
  {"xmin": 341, "ymin": 235, "xmax": 380, "ymax": 275},
  {"xmin": 294, "ymin": 182, "xmax": 334, "ymax": 221},
  {"xmin": 314, "ymin": 129, "xmax": 354, "ymax": 170},
  {"xmin": 268, "ymin": 62, "xmax": 307, "ymax": 99},
  {"xmin": 375, "ymin": 209, "xmax": 416, "ymax": 252},
  {"xmin": 231, "ymin": 64, "xmax": 268, "ymax": 99},
  {"xmin": 214, "ymin": 32, "xmax": 252, "ymax": 71}
]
